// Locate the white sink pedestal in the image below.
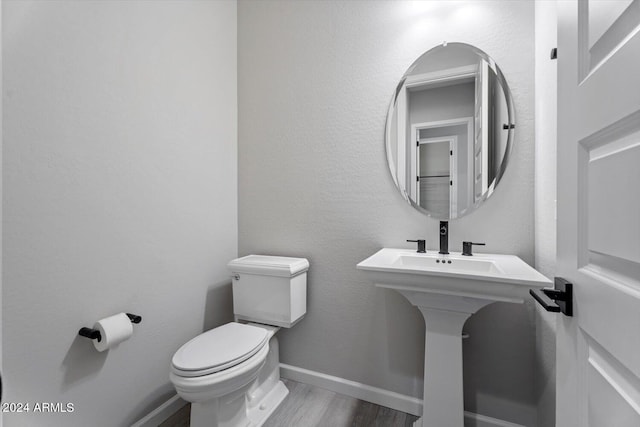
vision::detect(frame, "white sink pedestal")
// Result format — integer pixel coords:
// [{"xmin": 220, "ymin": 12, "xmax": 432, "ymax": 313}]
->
[
  {"xmin": 357, "ymin": 249, "xmax": 551, "ymax": 427},
  {"xmin": 389, "ymin": 288, "xmax": 495, "ymax": 427}
]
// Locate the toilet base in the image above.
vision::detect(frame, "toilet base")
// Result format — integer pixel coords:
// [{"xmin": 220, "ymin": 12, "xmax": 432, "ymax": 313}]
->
[
  {"xmin": 246, "ymin": 380, "xmax": 288, "ymax": 426},
  {"xmin": 188, "ymin": 333, "xmax": 287, "ymax": 427},
  {"xmin": 189, "ymin": 380, "xmax": 287, "ymax": 427}
]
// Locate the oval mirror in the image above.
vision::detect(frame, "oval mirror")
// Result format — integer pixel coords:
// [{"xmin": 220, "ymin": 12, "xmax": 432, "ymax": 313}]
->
[{"xmin": 385, "ymin": 43, "xmax": 515, "ymax": 219}]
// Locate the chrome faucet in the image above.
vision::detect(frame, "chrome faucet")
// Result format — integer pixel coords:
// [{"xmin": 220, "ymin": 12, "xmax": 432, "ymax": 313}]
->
[{"xmin": 439, "ymin": 221, "xmax": 449, "ymax": 255}]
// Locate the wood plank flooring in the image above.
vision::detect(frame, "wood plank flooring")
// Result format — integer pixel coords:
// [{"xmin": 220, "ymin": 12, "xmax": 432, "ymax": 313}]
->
[
  {"xmin": 159, "ymin": 402, "xmax": 190, "ymax": 427},
  {"xmin": 161, "ymin": 379, "xmax": 418, "ymax": 427},
  {"xmin": 265, "ymin": 379, "xmax": 417, "ymax": 427}
]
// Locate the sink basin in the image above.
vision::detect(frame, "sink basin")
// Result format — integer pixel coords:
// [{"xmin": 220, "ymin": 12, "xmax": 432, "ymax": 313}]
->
[
  {"xmin": 357, "ymin": 248, "xmax": 551, "ymax": 427},
  {"xmin": 392, "ymin": 252, "xmax": 503, "ymax": 274},
  {"xmin": 357, "ymin": 248, "xmax": 550, "ymax": 304}
]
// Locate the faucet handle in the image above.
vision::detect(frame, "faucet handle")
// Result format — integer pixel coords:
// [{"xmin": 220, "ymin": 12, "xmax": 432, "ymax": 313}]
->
[
  {"xmin": 462, "ymin": 241, "xmax": 485, "ymax": 256},
  {"xmin": 407, "ymin": 239, "xmax": 426, "ymax": 253}
]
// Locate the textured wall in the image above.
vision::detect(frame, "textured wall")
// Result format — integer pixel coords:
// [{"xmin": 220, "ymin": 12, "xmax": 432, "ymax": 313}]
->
[
  {"xmin": 238, "ymin": 1, "xmax": 536, "ymax": 424},
  {"xmin": 3, "ymin": 1, "xmax": 236, "ymax": 426},
  {"xmin": 534, "ymin": 2, "xmax": 558, "ymax": 427},
  {"xmin": 534, "ymin": 3, "xmax": 558, "ymax": 282}
]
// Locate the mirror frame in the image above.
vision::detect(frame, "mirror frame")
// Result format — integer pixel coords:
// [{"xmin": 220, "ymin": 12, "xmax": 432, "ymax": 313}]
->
[{"xmin": 384, "ymin": 42, "xmax": 516, "ymax": 219}]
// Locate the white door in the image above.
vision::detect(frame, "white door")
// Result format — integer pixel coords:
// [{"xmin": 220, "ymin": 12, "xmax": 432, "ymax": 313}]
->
[
  {"xmin": 416, "ymin": 136, "xmax": 458, "ymax": 217},
  {"xmin": 556, "ymin": 1, "xmax": 640, "ymax": 426}
]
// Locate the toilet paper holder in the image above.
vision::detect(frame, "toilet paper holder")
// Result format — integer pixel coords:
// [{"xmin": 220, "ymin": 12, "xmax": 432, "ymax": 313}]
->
[{"xmin": 78, "ymin": 313, "xmax": 142, "ymax": 342}]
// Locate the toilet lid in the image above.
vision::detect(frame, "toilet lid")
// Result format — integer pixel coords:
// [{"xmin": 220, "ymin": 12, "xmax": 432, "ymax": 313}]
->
[{"xmin": 172, "ymin": 322, "xmax": 269, "ymax": 377}]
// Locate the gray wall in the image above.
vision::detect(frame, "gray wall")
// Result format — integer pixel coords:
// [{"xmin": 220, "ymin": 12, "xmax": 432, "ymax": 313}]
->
[
  {"xmin": 534, "ymin": 2, "xmax": 558, "ymax": 427},
  {"xmin": 409, "ymin": 83, "xmax": 475, "ymax": 125},
  {"xmin": 3, "ymin": 1, "xmax": 237, "ymax": 426},
  {"xmin": 0, "ymin": 3, "xmax": 3, "ymax": 405},
  {"xmin": 239, "ymin": 1, "xmax": 536, "ymax": 425}
]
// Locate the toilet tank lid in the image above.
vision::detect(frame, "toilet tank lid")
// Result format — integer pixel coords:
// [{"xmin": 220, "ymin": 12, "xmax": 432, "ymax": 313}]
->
[{"xmin": 228, "ymin": 255, "xmax": 309, "ymax": 277}]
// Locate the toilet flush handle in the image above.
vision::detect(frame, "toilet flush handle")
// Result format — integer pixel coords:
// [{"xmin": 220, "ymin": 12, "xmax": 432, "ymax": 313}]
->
[{"xmin": 232, "ymin": 274, "xmax": 240, "ymax": 281}]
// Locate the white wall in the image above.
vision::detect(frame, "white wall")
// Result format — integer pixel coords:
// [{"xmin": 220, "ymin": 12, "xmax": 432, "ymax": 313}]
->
[
  {"xmin": 534, "ymin": 2, "xmax": 558, "ymax": 282},
  {"xmin": 239, "ymin": 1, "xmax": 536, "ymax": 425},
  {"xmin": 534, "ymin": 2, "xmax": 558, "ymax": 427},
  {"xmin": 2, "ymin": 1, "xmax": 237, "ymax": 426}
]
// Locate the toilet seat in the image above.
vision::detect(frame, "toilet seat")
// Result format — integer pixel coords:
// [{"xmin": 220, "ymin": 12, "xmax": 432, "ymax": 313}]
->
[
  {"xmin": 170, "ymin": 343, "xmax": 270, "ymax": 403},
  {"xmin": 172, "ymin": 322, "xmax": 269, "ymax": 377}
]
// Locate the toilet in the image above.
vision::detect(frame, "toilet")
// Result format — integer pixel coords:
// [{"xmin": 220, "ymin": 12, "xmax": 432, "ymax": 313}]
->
[{"xmin": 170, "ymin": 255, "xmax": 309, "ymax": 427}]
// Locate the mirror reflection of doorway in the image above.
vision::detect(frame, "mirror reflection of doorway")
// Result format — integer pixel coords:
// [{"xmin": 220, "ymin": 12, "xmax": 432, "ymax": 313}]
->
[
  {"xmin": 416, "ymin": 136, "xmax": 456, "ymax": 218},
  {"xmin": 410, "ymin": 118, "xmax": 471, "ymax": 218}
]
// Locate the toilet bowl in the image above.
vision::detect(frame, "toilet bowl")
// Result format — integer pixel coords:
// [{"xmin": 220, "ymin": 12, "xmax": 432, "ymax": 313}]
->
[
  {"xmin": 170, "ymin": 322, "xmax": 287, "ymax": 427},
  {"xmin": 170, "ymin": 255, "xmax": 309, "ymax": 427}
]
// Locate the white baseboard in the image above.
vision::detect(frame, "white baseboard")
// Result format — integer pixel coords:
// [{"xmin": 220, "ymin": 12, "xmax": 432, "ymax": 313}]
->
[
  {"xmin": 280, "ymin": 363, "xmax": 423, "ymax": 416},
  {"xmin": 280, "ymin": 363, "xmax": 526, "ymax": 427},
  {"xmin": 130, "ymin": 394, "xmax": 187, "ymax": 427}
]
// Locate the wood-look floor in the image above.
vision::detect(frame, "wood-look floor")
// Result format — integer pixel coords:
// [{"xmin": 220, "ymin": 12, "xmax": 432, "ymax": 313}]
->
[
  {"xmin": 159, "ymin": 402, "xmax": 190, "ymax": 427},
  {"xmin": 160, "ymin": 379, "xmax": 418, "ymax": 427},
  {"xmin": 264, "ymin": 379, "xmax": 417, "ymax": 427}
]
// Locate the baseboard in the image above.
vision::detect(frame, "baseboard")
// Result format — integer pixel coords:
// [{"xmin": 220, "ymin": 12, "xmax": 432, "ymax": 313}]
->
[
  {"xmin": 280, "ymin": 363, "xmax": 423, "ymax": 416},
  {"xmin": 280, "ymin": 363, "xmax": 526, "ymax": 427},
  {"xmin": 130, "ymin": 394, "xmax": 187, "ymax": 427}
]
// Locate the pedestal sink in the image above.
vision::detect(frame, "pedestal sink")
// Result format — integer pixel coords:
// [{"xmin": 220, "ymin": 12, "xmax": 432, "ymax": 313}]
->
[{"xmin": 357, "ymin": 248, "xmax": 551, "ymax": 427}]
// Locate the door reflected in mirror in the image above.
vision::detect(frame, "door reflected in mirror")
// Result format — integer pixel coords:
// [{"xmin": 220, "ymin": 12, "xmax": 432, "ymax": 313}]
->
[{"xmin": 386, "ymin": 43, "xmax": 514, "ymax": 219}]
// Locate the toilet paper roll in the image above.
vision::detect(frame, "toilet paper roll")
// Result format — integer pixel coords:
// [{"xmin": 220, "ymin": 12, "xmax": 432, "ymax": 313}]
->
[{"xmin": 93, "ymin": 313, "xmax": 134, "ymax": 352}]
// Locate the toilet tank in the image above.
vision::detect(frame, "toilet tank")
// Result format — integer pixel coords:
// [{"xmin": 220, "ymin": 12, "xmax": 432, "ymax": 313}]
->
[{"xmin": 227, "ymin": 255, "xmax": 309, "ymax": 328}]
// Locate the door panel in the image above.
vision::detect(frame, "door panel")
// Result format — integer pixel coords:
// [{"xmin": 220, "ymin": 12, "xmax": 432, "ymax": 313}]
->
[
  {"xmin": 584, "ymin": 123, "xmax": 640, "ymax": 264},
  {"xmin": 583, "ymin": 333, "xmax": 640, "ymax": 426},
  {"xmin": 557, "ymin": 0, "xmax": 640, "ymax": 426},
  {"xmin": 588, "ymin": 0, "xmax": 634, "ymax": 48},
  {"xmin": 580, "ymin": 0, "xmax": 640, "ymax": 80}
]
